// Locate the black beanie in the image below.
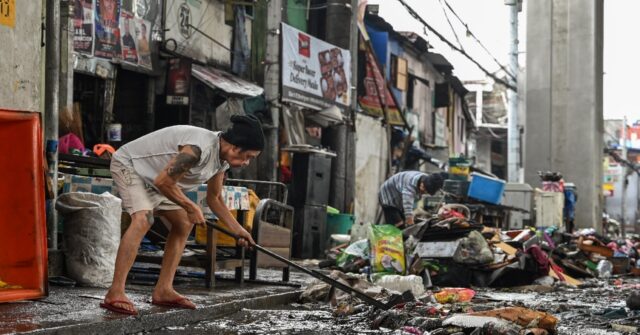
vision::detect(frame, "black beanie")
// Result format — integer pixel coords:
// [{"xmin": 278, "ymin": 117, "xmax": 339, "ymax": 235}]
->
[{"xmin": 221, "ymin": 115, "xmax": 265, "ymax": 151}]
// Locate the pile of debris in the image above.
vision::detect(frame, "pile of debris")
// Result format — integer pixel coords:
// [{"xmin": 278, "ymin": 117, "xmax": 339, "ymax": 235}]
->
[
  {"xmin": 302, "ymin": 201, "xmax": 640, "ymax": 333},
  {"xmin": 322, "ymin": 204, "xmax": 584, "ymax": 290}
]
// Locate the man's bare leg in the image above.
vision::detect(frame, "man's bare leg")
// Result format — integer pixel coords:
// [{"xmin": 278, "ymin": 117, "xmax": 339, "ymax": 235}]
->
[
  {"xmin": 103, "ymin": 210, "xmax": 152, "ymax": 313},
  {"xmin": 152, "ymin": 209, "xmax": 195, "ymax": 308}
]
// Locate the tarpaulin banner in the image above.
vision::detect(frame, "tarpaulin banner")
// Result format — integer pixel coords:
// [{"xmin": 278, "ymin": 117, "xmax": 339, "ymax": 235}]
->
[
  {"xmin": 358, "ymin": 49, "xmax": 404, "ymax": 126},
  {"xmin": 281, "ymin": 23, "xmax": 352, "ymax": 111}
]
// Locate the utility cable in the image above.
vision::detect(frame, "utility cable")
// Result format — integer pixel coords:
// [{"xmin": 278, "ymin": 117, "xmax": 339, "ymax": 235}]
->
[
  {"xmin": 443, "ymin": 0, "xmax": 516, "ymax": 81},
  {"xmin": 438, "ymin": 0, "xmax": 464, "ymax": 51},
  {"xmin": 396, "ymin": 0, "xmax": 516, "ymax": 91}
]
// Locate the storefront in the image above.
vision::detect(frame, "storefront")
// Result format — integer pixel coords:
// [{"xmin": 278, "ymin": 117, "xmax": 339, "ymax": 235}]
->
[{"xmin": 68, "ymin": 0, "xmax": 162, "ymax": 151}]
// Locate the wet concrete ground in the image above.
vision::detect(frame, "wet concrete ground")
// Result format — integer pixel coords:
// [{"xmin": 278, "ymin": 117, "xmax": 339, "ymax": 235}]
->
[
  {"xmin": 2, "ymin": 263, "xmax": 639, "ymax": 334},
  {"xmin": 0, "ymin": 266, "xmax": 309, "ymax": 335},
  {"xmin": 147, "ymin": 305, "xmax": 380, "ymax": 335},
  {"xmin": 149, "ymin": 277, "xmax": 640, "ymax": 335}
]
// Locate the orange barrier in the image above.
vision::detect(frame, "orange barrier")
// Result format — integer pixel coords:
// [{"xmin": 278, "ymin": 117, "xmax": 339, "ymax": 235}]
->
[{"xmin": 0, "ymin": 110, "xmax": 48, "ymax": 303}]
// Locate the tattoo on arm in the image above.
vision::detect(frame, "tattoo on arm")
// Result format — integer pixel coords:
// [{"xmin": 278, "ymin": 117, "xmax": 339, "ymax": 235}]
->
[
  {"xmin": 188, "ymin": 145, "xmax": 202, "ymax": 161},
  {"xmin": 167, "ymin": 152, "xmax": 199, "ymax": 178}
]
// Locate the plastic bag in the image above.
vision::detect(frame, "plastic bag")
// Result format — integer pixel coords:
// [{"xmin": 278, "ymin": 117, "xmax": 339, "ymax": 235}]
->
[
  {"xmin": 336, "ymin": 239, "xmax": 370, "ymax": 268},
  {"xmin": 453, "ymin": 230, "xmax": 494, "ymax": 265},
  {"xmin": 597, "ymin": 260, "xmax": 613, "ymax": 278},
  {"xmin": 56, "ymin": 192, "xmax": 121, "ymax": 287},
  {"xmin": 369, "ymin": 224, "xmax": 405, "ymax": 274}
]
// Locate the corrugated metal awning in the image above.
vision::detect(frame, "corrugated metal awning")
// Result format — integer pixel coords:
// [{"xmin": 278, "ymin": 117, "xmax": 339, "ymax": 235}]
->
[{"xmin": 192, "ymin": 64, "xmax": 263, "ymax": 97}]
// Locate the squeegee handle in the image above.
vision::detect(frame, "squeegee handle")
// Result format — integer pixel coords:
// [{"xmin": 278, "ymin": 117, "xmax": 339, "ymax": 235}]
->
[{"xmin": 204, "ymin": 220, "xmax": 388, "ymax": 310}]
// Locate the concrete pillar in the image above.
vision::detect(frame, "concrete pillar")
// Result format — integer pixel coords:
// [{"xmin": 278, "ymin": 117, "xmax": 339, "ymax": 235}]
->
[
  {"xmin": 525, "ymin": 0, "xmax": 604, "ymax": 230},
  {"xmin": 257, "ymin": 0, "xmax": 281, "ymax": 182},
  {"xmin": 324, "ymin": 0, "xmax": 356, "ymax": 212}
]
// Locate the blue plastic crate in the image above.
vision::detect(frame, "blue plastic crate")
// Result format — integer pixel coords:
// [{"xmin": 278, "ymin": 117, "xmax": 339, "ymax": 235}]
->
[{"xmin": 467, "ymin": 172, "xmax": 506, "ymax": 204}]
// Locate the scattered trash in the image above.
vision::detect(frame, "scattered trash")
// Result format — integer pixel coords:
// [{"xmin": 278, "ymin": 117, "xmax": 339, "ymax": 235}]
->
[
  {"xmin": 468, "ymin": 307, "xmax": 558, "ymax": 332},
  {"xmin": 370, "ymin": 224, "xmax": 406, "ymax": 274},
  {"xmin": 434, "ymin": 288, "xmax": 476, "ymax": 304},
  {"xmin": 596, "ymin": 260, "xmax": 613, "ymax": 278},
  {"xmin": 611, "ymin": 323, "xmax": 639, "ymax": 333},
  {"xmin": 532, "ymin": 276, "xmax": 554, "ymax": 286},
  {"xmin": 479, "ymin": 321, "xmax": 522, "ymax": 335},
  {"xmin": 453, "ymin": 230, "xmax": 494, "ymax": 265},
  {"xmin": 626, "ymin": 291, "xmax": 640, "ymax": 310},
  {"xmin": 598, "ymin": 307, "xmax": 627, "ymax": 319},
  {"xmin": 395, "ymin": 326, "xmax": 423, "ymax": 335},
  {"xmin": 297, "ymin": 191, "xmax": 640, "ymax": 334},
  {"xmin": 374, "ymin": 275, "xmax": 425, "ymax": 297},
  {"xmin": 521, "ymin": 328, "xmax": 549, "ymax": 335},
  {"xmin": 443, "ymin": 314, "xmax": 519, "ymax": 330}
]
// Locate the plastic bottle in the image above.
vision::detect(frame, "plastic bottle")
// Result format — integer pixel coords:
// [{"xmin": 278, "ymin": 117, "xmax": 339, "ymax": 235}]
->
[
  {"xmin": 374, "ymin": 275, "xmax": 425, "ymax": 296},
  {"xmin": 597, "ymin": 260, "xmax": 613, "ymax": 278}
]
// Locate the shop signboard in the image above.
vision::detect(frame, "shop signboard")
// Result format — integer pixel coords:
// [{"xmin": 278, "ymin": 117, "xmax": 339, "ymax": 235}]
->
[{"xmin": 281, "ymin": 23, "xmax": 352, "ymax": 111}]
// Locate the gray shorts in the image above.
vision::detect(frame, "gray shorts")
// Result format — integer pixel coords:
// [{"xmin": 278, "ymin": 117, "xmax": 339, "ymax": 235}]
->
[{"xmin": 110, "ymin": 159, "xmax": 182, "ymax": 215}]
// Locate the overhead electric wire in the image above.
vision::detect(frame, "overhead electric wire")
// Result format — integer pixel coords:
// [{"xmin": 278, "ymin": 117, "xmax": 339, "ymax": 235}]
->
[
  {"xmin": 396, "ymin": 0, "xmax": 517, "ymax": 91},
  {"xmin": 438, "ymin": 0, "xmax": 464, "ymax": 51},
  {"xmin": 443, "ymin": 0, "xmax": 517, "ymax": 82}
]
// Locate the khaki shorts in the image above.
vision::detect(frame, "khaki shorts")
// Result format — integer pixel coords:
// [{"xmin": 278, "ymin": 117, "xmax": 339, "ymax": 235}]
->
[{"xmin": 110, "ymin": 159, "xmax": 182, "ymax": 215}]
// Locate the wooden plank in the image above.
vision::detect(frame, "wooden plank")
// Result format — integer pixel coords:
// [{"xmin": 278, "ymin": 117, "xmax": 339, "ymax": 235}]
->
[
  {"xmin": 549, "ymin": 267, "xmax": 582, "ymax": 286},
  {"xmin": 257, "ymin": 222, "xmax": 292, "ymax": 248},
  {"xmin": 495, "ymin": 242, "xmax": 518, "ymax": 256}
]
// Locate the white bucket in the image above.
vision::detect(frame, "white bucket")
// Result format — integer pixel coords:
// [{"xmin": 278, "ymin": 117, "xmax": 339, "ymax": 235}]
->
[{"xmin": 107, "ymin": 123, "xmax": 122, "ymax": 142}]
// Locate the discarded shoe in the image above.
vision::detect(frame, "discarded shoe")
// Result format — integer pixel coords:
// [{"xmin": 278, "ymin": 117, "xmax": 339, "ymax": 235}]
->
[{"xmin": 99, "ymin": 300, "xmax": 138, "ymax": 316}]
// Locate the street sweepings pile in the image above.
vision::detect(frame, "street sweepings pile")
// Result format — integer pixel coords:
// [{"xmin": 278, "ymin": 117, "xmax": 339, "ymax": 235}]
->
[{"xmin": 300, "ymin": 202, "xmax": 640, "ymax": 334}]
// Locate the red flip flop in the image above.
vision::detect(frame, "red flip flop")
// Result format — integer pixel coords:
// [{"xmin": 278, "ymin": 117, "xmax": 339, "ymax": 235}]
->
[
  {"xmin": 100, "ymin": 300, "xmax": 138, "ymax": 316},
  {"xmin": 151, "ymin": 297, "xmax": 196, "ymax": 310}
]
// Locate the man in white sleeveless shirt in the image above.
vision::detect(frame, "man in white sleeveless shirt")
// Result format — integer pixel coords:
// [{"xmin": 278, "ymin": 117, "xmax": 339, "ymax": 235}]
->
[{"xmin": 100, "ymin": 115, "xmax": 263, "ymax": 315}]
